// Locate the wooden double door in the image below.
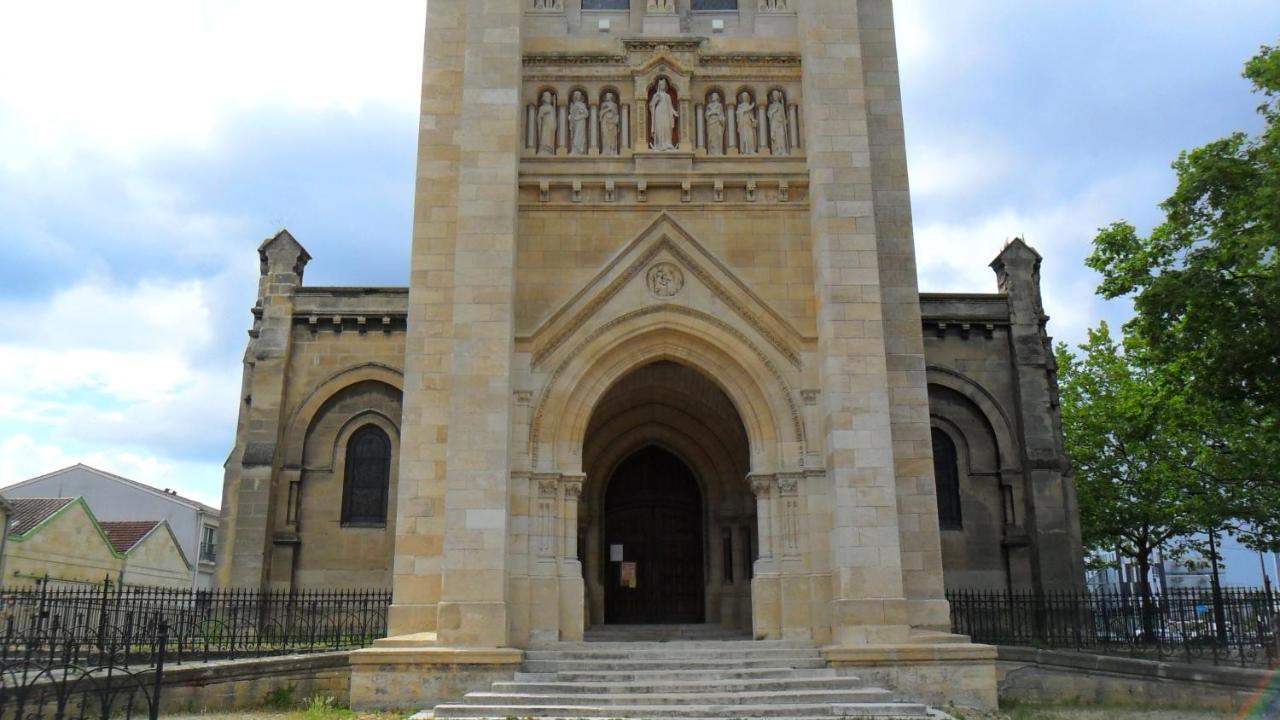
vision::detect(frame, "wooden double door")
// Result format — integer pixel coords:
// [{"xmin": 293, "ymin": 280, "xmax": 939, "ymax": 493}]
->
[{"xmin": 603, "ymin": 446, "xmax": 705, "ymax": 624}]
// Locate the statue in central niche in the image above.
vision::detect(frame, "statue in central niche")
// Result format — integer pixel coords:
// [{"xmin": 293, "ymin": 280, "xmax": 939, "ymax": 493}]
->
[
  {"xmin": 600, "ymin": 92, "xmax": 620, "ymax": 156},
  {"xmin": 705, "ymin": 92, "xmax": 726, "ymax": 155},
  {"xmin": 568, "ymin": 90, "xmax": 589, "ymax": 155},
  {"xmin": 649, "ymin": 78, "xmax": 678, "ymax": 151},
  {"xmin": 736, "ymin": 91, "xmax": 757, "ymax": 155}
]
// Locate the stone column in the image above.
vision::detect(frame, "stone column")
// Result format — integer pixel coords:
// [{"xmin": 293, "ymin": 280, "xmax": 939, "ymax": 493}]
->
[
  {"xmin": 798, "ymin": 0, "xmax": 910, "ymax": 646},
  {"xmin": 556, "ymin": 102, "xmax": 568, "ymax": 154},
  {"xmin": 992, "ymin": 239, "xmax": 1086, "ymax": 591},
  {"xmin": 529, "ymin": 474, "xmax": 561, "ymax": 643},
  {"xmin": 217, "ymin": 230, "xmax": 310, "ymax": 589},
  {"xmin": 679, "ymin": 98, "xmax": 692, "ymax": 151},
  {"xmin": 749, "ymin": 475, "xmax": 781, "ymax": 640},
  {"xmin": 588, "ymin": 102, "xmax": 600, "ymax": 155},
  {"xmin": 756, "ymin": 103, "xmax": 769, "ymax": 156},
  {"xmin": 559, "ymin": 475, "xmax": 585, "ymax": 640},
  {"xmin": 390, "ymin": 0, "xmax": 523, "ymax": 646},
  {"xmin": 726, "ymin": 101, "xmax": 738, "ymax": 154},
  {"xmin": 526, "ymin": 104, "xmax": 537, "ymax": 150},
  {"xmin": 787, "ymin": 104, "xmax": 801, "ymax": 150},
  {"xmin": 621, "ymin": 104, "xmax": 631, "ymax": 151},
  {"xmin": 694, "ymin": 103, "xmax": 705, "ymax": 150}
]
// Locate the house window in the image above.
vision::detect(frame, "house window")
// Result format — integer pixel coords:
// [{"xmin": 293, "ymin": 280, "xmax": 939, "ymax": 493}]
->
[
  {"xmin": 200, "ymin": 526, "xmax": 217, "ymax": 562},
  {"xmin": 341, "ymin": 425, "xmax": 392, "ymax": 526},
  {"xmin": 931, "ymin": 428, "xmax": 963, "ymax": 530},
  {"xmin": 692, "ymin": 0, "xmax": 738, "ymax": 9},
  {"xmin": 582, "ymin": 0, "xmax": 629, "ymax": 9}
]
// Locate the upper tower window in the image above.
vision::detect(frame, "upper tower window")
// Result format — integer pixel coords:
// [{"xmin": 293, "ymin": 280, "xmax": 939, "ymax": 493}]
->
[
  {"xmin": 692, "ymin": 0, "xmax": 738, "ymax": 8},
  {"xmin": 582, "ymin": 0, "xmax": 629, "ymax": 9},
  {"xmin": 341, "ymin": 425, "xmax": 392, "ymax": 526}
]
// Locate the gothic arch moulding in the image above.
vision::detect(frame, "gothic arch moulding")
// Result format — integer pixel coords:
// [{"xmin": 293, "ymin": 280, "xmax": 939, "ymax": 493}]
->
[
  {"xmin": 529, "ymin": 310, "xmax": 804, "ymax": 476},
  {"xmin": 925, "ymin": 365, "xmax": 1018, "ymax": 473},
  {"xmin": 282, "ymin": 362, "xmax": 404, "ymax": 468}
]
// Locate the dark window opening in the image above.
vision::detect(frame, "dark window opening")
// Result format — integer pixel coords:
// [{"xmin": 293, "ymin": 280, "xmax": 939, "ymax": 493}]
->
[
  {"xmin": 722, "ymin": 528, "xmax": 734, "ymax": 583},
  {"xmin": 693, "ymin": 0, "xmax": 738, "ymax": 9},
  {"xmin": 932, "ymin": 427, "xmax": 963, "ymax": 530},
  {"xmin": 582, "ymin": 0, "xmax": 629, "ymax": 9},
  {"xmin": 341, "ymin": 425, "xmax": 391, "ymax": 526}
]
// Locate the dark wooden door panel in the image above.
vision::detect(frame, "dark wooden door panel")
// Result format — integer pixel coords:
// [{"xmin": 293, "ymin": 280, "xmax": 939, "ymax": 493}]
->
[{"xmin": 604, "ymin": 446, "xmax": 704, "ymax": 624}]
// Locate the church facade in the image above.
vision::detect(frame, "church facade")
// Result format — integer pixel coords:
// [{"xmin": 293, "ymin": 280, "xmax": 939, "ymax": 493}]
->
[{"xmin": 216, "ymin": 0, "xmax": 1083, "ymax": 661}]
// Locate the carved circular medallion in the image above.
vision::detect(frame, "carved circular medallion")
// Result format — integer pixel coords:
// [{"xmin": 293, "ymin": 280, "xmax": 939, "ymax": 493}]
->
[{"xmin": 646, "ymin": 262, "xmax": 684, "ymax": 299}]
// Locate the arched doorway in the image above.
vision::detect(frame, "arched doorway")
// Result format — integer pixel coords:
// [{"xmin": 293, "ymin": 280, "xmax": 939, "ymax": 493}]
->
[
  {"xmin": 581, "ymin": 361, "xmax": 755, "ymax": 630},
  {"xmin": 604, "ymin": 446, "xmax": 704, "ymax": 624}
]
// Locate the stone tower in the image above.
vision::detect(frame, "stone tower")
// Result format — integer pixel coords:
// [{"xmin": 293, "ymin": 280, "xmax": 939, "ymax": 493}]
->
[{"xmin": 386, "ymin": 0, "xmax": 958, "ymax": 649}]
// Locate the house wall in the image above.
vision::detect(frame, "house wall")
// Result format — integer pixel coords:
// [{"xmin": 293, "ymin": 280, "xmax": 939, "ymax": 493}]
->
[
  {"xmin": 3, "ymin": 467, "xmax": 216, "ymax": 586},
  {"xmin": 4, "ymin": 502, "xmax": 122, "ymax": 586},
  {"xmin": 121, "ymin": 526, "xmax": 193, "ymax": 588}
]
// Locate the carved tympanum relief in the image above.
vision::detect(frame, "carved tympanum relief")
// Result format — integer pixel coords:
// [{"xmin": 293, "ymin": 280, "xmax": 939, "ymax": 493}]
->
[{"xmin": 646, "ymin": 262, "xmax": 684, "ymax": 299}]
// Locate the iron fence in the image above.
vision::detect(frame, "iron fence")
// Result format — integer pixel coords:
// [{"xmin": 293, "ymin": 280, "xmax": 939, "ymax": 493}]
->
[
  {"xmin": 0, "ymin": 579, "xmax": 392, "ymax": 664},
  {"xmin": 0, "ymin": 614, "xmax": 167, "ymax": 720},
  {"xmin": 948, "ymin": 587, "xmax": 1280, "ymax": 668}
]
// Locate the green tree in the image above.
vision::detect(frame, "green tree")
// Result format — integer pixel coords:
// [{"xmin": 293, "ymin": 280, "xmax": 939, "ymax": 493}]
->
[
  {"xmin": 1055, "ymin": 324, "xmax": 1203, "ymax": 596},
  {"xmin": 1085, "ymin": 42, "xmax": 1280, "ymax": 556}
]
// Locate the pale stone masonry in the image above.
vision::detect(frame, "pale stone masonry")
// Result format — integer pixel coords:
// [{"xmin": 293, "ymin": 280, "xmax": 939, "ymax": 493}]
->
[{"xmin": 216, "ymin": 0, "xmax": 1085, "ymax": 710}]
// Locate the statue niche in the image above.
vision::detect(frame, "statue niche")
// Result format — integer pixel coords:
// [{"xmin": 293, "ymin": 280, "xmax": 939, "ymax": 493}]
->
[
  {"xmin": 568, "ymin": 90, "xmax": 589, "ymax": 155},
  {"xmin": 537, "ymin": 90, "xmax": 557, "ymax": 155},
  {"xmin": 648, "ymin": 77, "xmax": 679, "ymax": 151},
  {"xmin": 736, "ymin": 91, "xmax": 758, "ymax": 155},
  {"xmin": 767, "ymin": 89, "xmax": 788, "ymax": 156},
  {"xmin": 600, "ymin": 91, "xmax": 621, "ymax": 156},
  {"xmin": 705, "ymin": 91, "xmax": 726, "ymax": 155}
]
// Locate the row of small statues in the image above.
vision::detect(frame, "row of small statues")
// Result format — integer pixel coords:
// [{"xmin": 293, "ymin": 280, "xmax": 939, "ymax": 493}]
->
[{"xmin": 534, "ymin": 84, "xmax": 791, "ymax": 156}]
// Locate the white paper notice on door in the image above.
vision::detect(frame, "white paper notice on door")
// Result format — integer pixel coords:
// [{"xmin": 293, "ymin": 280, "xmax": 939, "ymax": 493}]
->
[{"xmin": 610, "ymin": 544, "xmax": 624, "ymax": 562}]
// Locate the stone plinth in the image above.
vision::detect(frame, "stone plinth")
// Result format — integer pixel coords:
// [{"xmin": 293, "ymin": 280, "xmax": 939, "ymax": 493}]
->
[
  {"xmin": 349, "ymin": 639, "xmax": 523, "ymax": 710},
  {"xmin": 823, "ymin": 641, "xmax": 999, "ymax": 710}
]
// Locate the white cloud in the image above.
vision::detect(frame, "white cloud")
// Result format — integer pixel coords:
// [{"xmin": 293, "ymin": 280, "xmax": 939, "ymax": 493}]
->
[
  {"xmin": 0, "ymin": 433, "xmax": 223, "ymax": 508},
  {"xmin": 0, "ymin": 1, "xmax": 425, "ymax": 167},
  {"xmin": 0, "ymin": 279, "xmax": 239, "ymax": 493}
]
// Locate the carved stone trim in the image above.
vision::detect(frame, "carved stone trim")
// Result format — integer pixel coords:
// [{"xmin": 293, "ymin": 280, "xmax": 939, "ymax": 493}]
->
[
  {"xmin": 699, "ymin": 54, "xmax": 801, "ymax": 67},
  {"xmin": 749, "ymin": 475, "xmax": 774, "ymax": 498},
  {"xmin": 528, "ymin": 304, "xmax": 805, "ymax": 467},
  {"xmin": 524, "ymin": 54, "xmax": 627, "ymax": 66},
  {"xmin": 776, "ymin": 472, "xmax": 800, "ymax": 496},
  {"xmin": 531, "ymin": 237, "xmax": 801, "ymax": 369}
]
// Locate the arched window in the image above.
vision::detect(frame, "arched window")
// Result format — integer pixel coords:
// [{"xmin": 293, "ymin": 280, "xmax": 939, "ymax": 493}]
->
[
  {"xmin": 932, "ymin": 428, "xmax": 962, "ymax": 530},
  {"xmin": 341, "ymin": 425, "xmax": 391, "ymax": 526}
]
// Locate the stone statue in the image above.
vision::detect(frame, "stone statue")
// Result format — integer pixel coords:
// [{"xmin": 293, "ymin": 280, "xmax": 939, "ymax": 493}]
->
[
  {"xmin": 649, "ymin": 78, "xmax": 678, "ymax": 152},
  {"xmin": 568, "ymin": 90, "xmax": 589, "ymax": 155},
  {"xmin": 768, "ymin": 90, "xmax": 788, "ymax": 155},
  {"xmin": 537, "ymin": 91, "xmax": 557, "ymax": 155},
  {"xmin": 600, "ymin": 92, "xmax": 620, "ymax": 156},
  {"xmin": 705, "ymin": 92, "xmax": 726, "ymax": 155},
  {"xmin": 736, "ymin": 92, "xmax": 757, "ymax": 155},
  {"xmin": 647, "ymin": 0, "xmax": 674, "ymax": 11},
  {"xmin": 759, "ymin": 0, "xmax": 787, "ymax": 11}
]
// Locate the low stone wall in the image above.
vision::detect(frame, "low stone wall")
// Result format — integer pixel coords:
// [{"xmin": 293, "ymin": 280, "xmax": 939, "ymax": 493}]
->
[
  {"xmin": 997, "ymin": 646, "xmax": 1274, "ymax": 713},
  {"xmin": 159, "ymin": 653, "xmax": 350, "ymax": 714},
  {"xmin": 823, "ymin": 642, "xmax": 999, "ymax": 710},
  {"xmin": 349, "ymin": 644, "xmax": 523, "ymax": 710}
]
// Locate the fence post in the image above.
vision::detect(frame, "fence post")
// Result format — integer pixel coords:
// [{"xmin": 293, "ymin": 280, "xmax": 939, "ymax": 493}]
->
[{"xmin": 150, "ymin": 619, "xmax": 168, "ymax": 720}]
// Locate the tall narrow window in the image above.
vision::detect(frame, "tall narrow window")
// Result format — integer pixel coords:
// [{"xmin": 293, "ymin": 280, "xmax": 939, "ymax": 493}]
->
[
  {"xmin": 931, "ymin": 428, "xmax": 962, "ymax": 530},
  {"xmin": 342, "ymin": 425, "xmax": 391, "ymax": 526}
]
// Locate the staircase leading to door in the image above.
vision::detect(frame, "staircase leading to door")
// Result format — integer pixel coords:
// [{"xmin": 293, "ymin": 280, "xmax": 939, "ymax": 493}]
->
[{"xmin": 424, "ymin": 625, "xmax": 933, "ymax": 719}]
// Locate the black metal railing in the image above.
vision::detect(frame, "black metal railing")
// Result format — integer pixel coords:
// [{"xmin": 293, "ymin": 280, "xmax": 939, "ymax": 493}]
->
[
  {"xmin": 0, "ymin": 579, "xmax": 392, "ymax": 665},
  {"xmin": 0, "ymin": 612, "xmax": 169, "ymax": 720},
  {"xmin": 948, "ymin": 587, "xmax": 1280, "ymax": 668}
]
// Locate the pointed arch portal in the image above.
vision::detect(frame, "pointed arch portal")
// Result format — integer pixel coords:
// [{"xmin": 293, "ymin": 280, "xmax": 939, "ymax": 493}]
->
[{"xmin": 582, "ymin": 361, "xmax": 755, "ymax": 629}]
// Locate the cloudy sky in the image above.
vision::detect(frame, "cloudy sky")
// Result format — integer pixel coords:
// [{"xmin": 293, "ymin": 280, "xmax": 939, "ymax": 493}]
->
[{"xmin": 0, "ymin": 1, "xmax": 1276, "ymax": 514}]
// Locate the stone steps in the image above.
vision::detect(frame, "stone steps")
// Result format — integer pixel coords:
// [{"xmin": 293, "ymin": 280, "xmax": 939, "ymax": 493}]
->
[{"xmin": 426, "ymin": 626, "xmax": 932, "ymax": 720}]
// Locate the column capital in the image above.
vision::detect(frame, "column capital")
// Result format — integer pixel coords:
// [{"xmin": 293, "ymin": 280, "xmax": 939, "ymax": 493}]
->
[{"xmin": 747, "ymin": 474, "xmax": 775, "ymax": 498}]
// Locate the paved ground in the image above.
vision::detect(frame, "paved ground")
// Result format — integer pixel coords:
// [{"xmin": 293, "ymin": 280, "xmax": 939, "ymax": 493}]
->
[{"xmin": 947, "ymin": 706, "xmax": 1235, "ymax": 720}]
